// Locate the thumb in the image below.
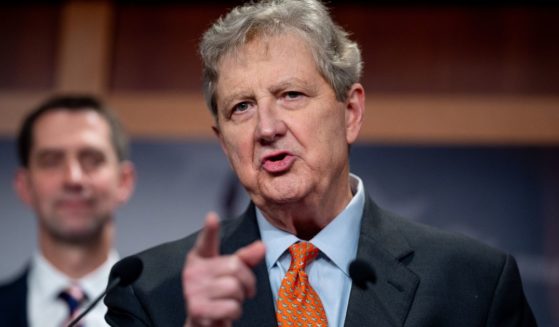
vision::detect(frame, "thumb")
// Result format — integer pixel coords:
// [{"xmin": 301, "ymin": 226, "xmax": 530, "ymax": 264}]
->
[{"xmin": 235, "ymin": 241, "xmax": 266, "ymax": 268}]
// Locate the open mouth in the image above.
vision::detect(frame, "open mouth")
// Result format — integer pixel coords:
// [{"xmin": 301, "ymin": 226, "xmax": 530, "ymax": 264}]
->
[
  {"xmin": 268, "ymin": 152, "xmax": 287, "ymax": 162},
  {"xmin": 262, "ymin": 151, "xmax": 295, "ymax": 173}
]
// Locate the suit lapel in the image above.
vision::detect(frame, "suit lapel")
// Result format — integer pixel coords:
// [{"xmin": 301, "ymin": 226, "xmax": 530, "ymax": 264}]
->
[
  {"xmin": 238, "ymin": 260, "xmax": 277, "ymax": 326},
  {"xmin": 0, "ymin": 267, "xmax": 29, "ymax": 327},
  {"xmin": 220, "ymin": 196, "xmax": 420, "ymax": 327},
  {"xmin": 17, "ymin": 270, "xmax": 29, "ymax": 327},
  {"xmin": 220, "ymin": 205, "xmax": 277, "ymax": 327},
  {"xmin": 345, "ymin": 195, "xmax": 419, "ymax": 327}
]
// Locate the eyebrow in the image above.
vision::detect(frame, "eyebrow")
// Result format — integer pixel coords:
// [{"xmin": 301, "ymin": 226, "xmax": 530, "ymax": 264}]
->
[
  {"xmin": 218, "ymin": 77, "xmax": 312, "ymax": 110},
  {"xmin": 34, "ymin": 148, "xmax": 63, "ymax": 156},
  {"xmin": 32, "ymin": 149, "xmax": 64, "ymax": 164},
  {"xmin": 218, "ymin": 91, "xmax": 254, "ymax": 112},
  {"xmin": 34, "ymin": 145, "xmax": 106, "ymax": 157},
  {"xmin": 269, "ymin": 77, "xmax": 310, "ymax": 95}
]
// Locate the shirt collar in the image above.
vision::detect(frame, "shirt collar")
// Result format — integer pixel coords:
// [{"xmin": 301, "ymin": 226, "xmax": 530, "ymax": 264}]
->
[
  {"xmin": 80, "ymin": 250, "xmax": 119, "ymax": 298},
  {"xmin": 29, "ymin": 250, "xmax": 120, "ymax": 301},
  {"xmin": 256, "ymin": 174, "xmax": 365, "ymax": 276}
]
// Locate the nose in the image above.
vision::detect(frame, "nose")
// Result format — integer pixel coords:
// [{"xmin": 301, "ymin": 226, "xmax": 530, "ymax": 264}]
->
[
  {"xmin": 63, "ymin": 158, "xmax": 85, "ymax": 188},
  {"xmin": 254, "ymin": 101, "xmax": 287, "ymax": 144}
]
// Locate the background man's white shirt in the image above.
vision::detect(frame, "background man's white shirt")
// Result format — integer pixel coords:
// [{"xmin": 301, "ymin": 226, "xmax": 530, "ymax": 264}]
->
[{"xmin": 28, "ymin": 250, "xmax": 119, "ymax": 327}]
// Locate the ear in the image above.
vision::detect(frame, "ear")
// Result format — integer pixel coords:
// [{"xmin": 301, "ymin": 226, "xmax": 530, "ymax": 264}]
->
[
  {"xmin": 116, "ymin": 161, "xmax": 136, "ymax": 204},
  {"xmin": 344, "ymin": 83, "xmax": 365, "ymax": 145},
  {"xmin": 212, "ymin": 123, "xmax": 229, "ymax": 157},
  {"xmin": 14, "ymin": 168, "xmax": 34, "ymax": 206}
]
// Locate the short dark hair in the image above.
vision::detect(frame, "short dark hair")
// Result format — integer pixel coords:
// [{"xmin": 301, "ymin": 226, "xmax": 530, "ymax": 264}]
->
[{"xmin": 17, "ymin": 95, "xmax": 130, "ymax": 168}]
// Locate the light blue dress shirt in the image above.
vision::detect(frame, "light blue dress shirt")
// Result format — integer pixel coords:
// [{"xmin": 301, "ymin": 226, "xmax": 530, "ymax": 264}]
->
[{"xmin": 256, "ymin": 174, "xmax": 365, "ymax": 326}]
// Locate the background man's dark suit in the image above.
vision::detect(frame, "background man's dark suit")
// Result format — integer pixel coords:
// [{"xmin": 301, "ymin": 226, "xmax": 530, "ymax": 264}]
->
[
  {"xmin": 105, "ymin": 194, "xmax": 536, "ymax": 326},
  {"xmin": 0, "ymin": 269, "xmax": 29, "ymax": 327}
]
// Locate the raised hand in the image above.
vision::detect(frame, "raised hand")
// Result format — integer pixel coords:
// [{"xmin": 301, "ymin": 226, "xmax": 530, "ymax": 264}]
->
[{"xmin": 183, "ymin": 212, "xmax": 266, "ymax": 327}]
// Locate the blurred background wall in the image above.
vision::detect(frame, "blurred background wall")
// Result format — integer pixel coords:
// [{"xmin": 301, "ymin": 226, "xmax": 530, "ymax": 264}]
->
[{"xmin": 0, "ymin": 0, "xmax": 558, "ymax": 325}]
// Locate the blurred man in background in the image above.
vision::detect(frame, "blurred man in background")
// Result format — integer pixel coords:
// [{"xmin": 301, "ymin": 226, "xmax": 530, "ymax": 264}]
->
[{"xmin": 0, "ymin": 95, "xmax": 135, "ymax": 326}]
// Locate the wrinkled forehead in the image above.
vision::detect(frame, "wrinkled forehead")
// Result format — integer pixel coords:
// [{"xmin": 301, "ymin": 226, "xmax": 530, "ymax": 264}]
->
[
  {"xmin": 214, "ymin": 33, "xmax": 321, "ymax": 102},
  {"xmin": 218, "ymin": 32, "xmax": 319, "ymax": 82}
]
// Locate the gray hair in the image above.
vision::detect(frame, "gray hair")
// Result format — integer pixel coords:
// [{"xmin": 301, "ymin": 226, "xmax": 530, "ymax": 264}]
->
[{"xmin": 199, "ymin": 0, "xmax": 363, "ymax": 119}]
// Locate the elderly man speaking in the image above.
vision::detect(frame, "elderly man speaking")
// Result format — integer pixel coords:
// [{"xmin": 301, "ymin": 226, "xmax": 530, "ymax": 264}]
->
[{"xmin": 105, "ymin": 0, "xmax": 536, "ymax": 326}]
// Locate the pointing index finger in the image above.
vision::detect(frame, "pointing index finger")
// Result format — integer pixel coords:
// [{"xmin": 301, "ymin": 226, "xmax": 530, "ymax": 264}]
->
[{"xmin": 194, "ymin": 212, "xmax": 221, "ymax": 258}]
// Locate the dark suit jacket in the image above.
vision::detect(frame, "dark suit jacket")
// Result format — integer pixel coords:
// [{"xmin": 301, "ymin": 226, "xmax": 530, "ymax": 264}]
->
[
  {"xmin": 105, "ymin": 196, "xmax": 536, "ymax": 326},
  {"xmin": 0, "ymin": 268, "xmax": 29, "ymax": 327}
]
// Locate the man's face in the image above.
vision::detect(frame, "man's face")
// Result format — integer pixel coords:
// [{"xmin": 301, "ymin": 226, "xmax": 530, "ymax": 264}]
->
[
  {"xmin": 15, "ymin": 110, "xmax": 134, "ymax": 244},
  {"xmin": 213, "ymin": 33, "xmax": 363, "ymax": 209}
]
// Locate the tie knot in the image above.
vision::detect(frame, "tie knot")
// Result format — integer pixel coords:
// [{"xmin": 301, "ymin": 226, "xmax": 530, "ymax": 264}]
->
[
  {"xmin": 288, "ymin": 242, "xmax": 319, "ymax": 271},
  {"xmin": 58, "ymin": 284, "xmax": 87, "ymax": 316}
]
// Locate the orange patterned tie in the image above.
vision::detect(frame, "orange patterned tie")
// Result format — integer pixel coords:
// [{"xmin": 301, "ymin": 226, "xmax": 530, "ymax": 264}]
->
[{"xmin": 276, "ymin": 242, "xmax": 328, "ymax": 326}]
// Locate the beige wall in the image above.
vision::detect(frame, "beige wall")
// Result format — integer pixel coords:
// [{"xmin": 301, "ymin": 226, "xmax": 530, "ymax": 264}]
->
[{"xmin": 1, "ymin": 1, "xmax": 558, "ymax": 144}]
